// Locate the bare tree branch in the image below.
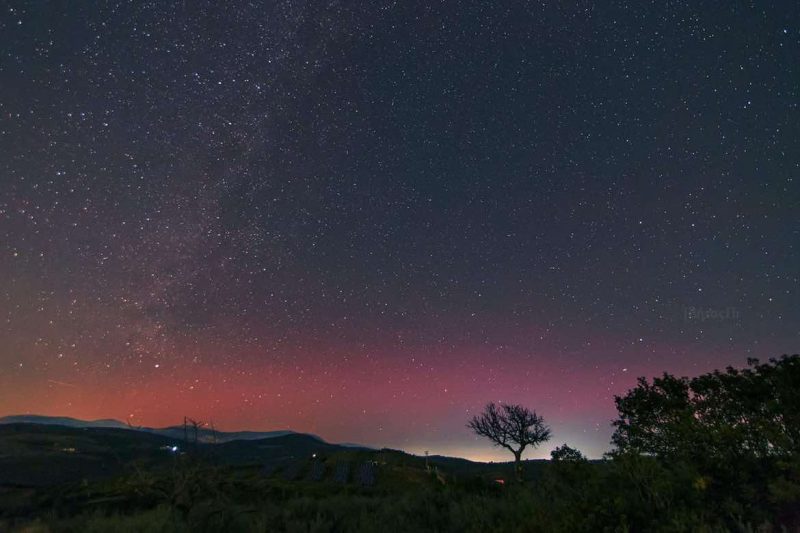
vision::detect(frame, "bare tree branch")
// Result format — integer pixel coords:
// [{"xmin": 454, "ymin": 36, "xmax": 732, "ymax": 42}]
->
[{"xmin": 467, "ymin": 402, "xmax": 552, "ymax": 482}]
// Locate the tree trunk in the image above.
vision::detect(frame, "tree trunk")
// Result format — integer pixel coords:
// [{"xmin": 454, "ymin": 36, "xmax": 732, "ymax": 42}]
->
[{"xmin": 513, "ymin": 450, "xmax": 523, "ymax": 483}]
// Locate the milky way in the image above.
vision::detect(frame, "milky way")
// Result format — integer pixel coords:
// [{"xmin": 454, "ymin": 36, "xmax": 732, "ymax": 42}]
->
[{"xmin": 1, "ymin": 2, "xmax": 798, "ymax": 459}]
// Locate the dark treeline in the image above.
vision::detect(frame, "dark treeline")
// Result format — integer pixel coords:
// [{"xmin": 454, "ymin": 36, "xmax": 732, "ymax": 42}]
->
[
  {"xmin": 528, "ymin": 353, "xmax": 800, "ymax": 531},
  {"xmin": 2, "ymin": 355, "xmax": 798, "ymax": 532}
]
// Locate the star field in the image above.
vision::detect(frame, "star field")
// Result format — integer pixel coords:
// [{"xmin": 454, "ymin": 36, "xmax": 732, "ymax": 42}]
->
[{"xmin": 1, "ymin": 1, "xmax": 798, "ymax": 459}]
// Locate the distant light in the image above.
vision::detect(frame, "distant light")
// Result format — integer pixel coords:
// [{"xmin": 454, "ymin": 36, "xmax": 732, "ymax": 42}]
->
[
  {"xmin": 312, "ymin": 453, "xmax": 317, "ymax": 458},
  {"xmin": 171, "ymin": 446, "xmax": 178, "ymax": 452}
]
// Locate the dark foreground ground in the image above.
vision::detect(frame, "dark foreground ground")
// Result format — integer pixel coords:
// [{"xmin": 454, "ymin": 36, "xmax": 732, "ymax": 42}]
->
[{"xmin": 0, "ymin": 423, "xmax": 795, "ymax": 532}]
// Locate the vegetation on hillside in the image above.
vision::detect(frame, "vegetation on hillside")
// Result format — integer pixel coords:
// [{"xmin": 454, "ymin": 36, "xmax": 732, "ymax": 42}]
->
[{"xmin": 0, "ymin": 355, "xmax": 797, "ymax": 532}]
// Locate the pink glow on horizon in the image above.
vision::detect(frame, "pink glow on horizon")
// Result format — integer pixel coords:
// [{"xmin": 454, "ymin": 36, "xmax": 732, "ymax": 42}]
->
[{"xmin": 0, "ymin": 330, "xmax": 767, "ymax": 460}]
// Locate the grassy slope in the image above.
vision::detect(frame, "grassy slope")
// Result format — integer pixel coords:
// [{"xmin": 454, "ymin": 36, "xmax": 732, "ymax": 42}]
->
[{"xmin": 0, "ymin": 423, "xmax": 560, "ymax": 531}]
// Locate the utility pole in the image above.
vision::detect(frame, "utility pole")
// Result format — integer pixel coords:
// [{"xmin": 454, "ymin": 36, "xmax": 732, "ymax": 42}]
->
[{"xmin": 209, "ymin": 420, "xmax": 218, "ymax": 445}]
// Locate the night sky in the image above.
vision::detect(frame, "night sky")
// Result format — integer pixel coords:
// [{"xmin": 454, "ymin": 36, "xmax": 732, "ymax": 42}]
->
[{"xmin": 1, "ymin": 2, "xmax": 798, "ymax": 460}]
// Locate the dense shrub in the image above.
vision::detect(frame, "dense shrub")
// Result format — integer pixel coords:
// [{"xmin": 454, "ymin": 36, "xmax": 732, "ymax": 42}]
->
[{"xmin": 4, "ymin": 356, "xmax": 797, "ymax": 531}]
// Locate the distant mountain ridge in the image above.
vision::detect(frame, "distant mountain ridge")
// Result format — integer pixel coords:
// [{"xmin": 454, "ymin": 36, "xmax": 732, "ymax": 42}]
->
[
  {"xmin": 0, "ymin": 421, "xmax": 537, "ymax": 489},
  {"xmin": 0, "ymin": 414, "xmax": 369, "ymax": 448},
  {"xmin": 0, "ymin": 415, "xmax": 130, "ymax": 429}
]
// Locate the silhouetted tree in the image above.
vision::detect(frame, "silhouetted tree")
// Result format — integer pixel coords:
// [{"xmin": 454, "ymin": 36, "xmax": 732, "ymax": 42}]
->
[
  {"xmin": 468, "ymin": 402, "xmax": 551, "ymax": 482},
  {"xmin": 611, "ymin": 354, "xmax": 800, "ymax": 524},
  {"xmin": 551, "ymin": 444, "xmax": 587, "ymax": 463},
  {"xmin": 612, "ymin": 354, "xmax": 800, "ymax": 460}
]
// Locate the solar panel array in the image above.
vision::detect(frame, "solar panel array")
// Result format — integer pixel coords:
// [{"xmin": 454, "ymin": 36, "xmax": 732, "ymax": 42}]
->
[
  {"xmin": 263, "ymin": 459, "xmax": 378, "ymax": 487},
  {"xmin": 306, "ymin": 460, "xmax": 326, "ymax": 481},
  {"xmin": 356, "ymin": 462, "xmax": 377, "ymax": 487},
  {"xmin": 333, "ymin": 462, "xmax": 350, "ymax": 484}
]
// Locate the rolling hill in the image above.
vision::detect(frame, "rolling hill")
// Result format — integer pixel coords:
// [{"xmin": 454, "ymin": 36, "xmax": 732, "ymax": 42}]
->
[
  {"xmin": 0, "ymin": 414, "xmax": 334, "ymax": 444},
  {"xmin": 0, "ymin": 417, "xmax": 541, "ymax": 489}
]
